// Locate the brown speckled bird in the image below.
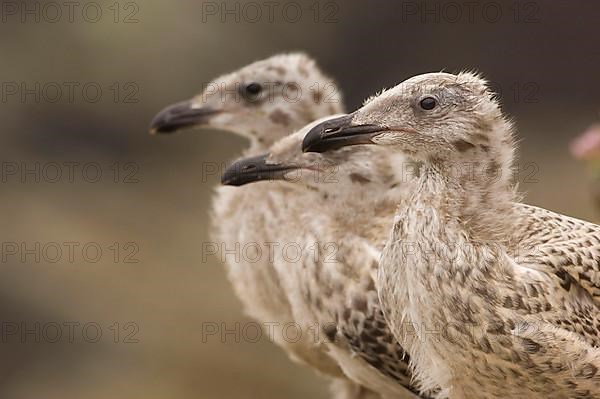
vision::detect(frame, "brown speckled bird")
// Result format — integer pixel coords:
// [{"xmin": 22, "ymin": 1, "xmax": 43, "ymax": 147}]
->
[
  {"xmin": 150, "ymin": 54, "xmax": 395, "ymax": 398},
  {"xmin": 222, "ymin": 126, "xmax": 434, "ymax": 398},
  {"xmin": 302, "ymin": 72, "xmax": 600, "ymax": 398}
]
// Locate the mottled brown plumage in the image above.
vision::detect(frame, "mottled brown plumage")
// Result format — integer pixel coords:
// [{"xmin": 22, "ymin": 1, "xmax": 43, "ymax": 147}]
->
[
  {"xmin": 151, "ymin": 54, "xmax": 414, "ymax": 398},
  {"xmin": 223, "ymin": 126, "xmax": 431, "ymax": 398},
  {"xmin": 302, "ymin": 72, "xmax": 600, "ymax": 398}
]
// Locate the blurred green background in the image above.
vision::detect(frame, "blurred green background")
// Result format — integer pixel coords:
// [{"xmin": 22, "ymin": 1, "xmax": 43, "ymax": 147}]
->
[{"xmin": 1, "ymin": 0, "xmax": 599, "ymax": 398}]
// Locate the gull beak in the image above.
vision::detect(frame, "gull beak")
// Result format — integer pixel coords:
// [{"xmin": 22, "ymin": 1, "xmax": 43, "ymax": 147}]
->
[
  {"xmin": 149, "ymin": 100, "xmax": 221, "ymax": 134},
  {"xmin": 221, "ymin": 154, "xmax": 299, "ymax": 187},
  {"xmin": 302, "ymin": 114, "xmax": 387, "ymax": 153}
]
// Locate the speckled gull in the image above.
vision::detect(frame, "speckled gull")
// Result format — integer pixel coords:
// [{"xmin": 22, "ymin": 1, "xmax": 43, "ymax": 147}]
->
[
  {"xmin": 150, "ymin": 54, "xmax": 403, "ymax": 398},
  {"xmin": 222, "ymin": 124, "xmax": 434, "ymax": 398},
  {"xmin": 302, "ymin": 72, "xmax": 600, "ymax": 398}
]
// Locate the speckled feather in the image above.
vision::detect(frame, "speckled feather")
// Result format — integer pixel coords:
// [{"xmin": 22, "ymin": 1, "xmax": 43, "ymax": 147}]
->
[
  {"xmin": 238, "ymin": 128, "xmax": 435, "ymax": 398},
  {"xmin": 206, "ymin": 54, "xmax": 357, "ymax": 388},
  {"xmin": 514, "ymin": 203, "xmax": 600, "ymax": 305},
  {"xmin": 357, "ymin": 72, "xmax": 600, "ymax": 398},
  {"xmin": 204, "ymin": 54, "xmax": 427, "ymax": 398}
]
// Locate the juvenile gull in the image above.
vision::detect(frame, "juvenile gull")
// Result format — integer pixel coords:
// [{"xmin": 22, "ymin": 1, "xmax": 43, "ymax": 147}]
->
[
  {"xmin": 223, "ymin": 128, "xmax": 435, "ymax": 398},
  {"xmin": 150, "ymin": 54, "xmax": 382, "ymax": 397},
  {"xmin": 302, "ymin": 72, "xmax": 600, "ymax": 398},
  {"xmin": 150, "ymin": 53, "xmax": 339, "ymax": 151}
]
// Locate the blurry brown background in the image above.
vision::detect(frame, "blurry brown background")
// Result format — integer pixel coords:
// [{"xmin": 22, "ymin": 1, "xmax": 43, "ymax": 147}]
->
[{"xmin": 1, "ymin": 1, "xmax": 599, "ymax": 398}]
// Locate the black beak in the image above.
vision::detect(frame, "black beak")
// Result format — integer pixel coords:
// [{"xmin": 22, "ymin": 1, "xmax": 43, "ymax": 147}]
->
[
  {"xmin": 221, "ymin": 154, "xmax": 299, "ymax": 187},
  {"xmin": 149, "ymin": 100, "xmax": 221, "ymax": 134},
  {"xmin": 302, "ymin": 114, "xmax": 387, "ymax": 153}
]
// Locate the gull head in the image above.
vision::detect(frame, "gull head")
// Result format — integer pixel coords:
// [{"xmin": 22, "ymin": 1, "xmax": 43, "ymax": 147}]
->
[
  {"xmin": 221, "ymin": 115, "xmax": 410, "ymax": 195},
  {"xmin": 302, "ymin": 72, "xmax": 514, "ymax": 168},
  {"xmin": 149, "ymin": 53, "xmax": 344, "ymax": 150}
]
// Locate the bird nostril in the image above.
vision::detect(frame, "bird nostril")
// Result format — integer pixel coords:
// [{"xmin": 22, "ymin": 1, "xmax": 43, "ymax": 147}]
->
[
  {"xmin": 324, "ymin": 127, "xmax": 340, "ymax": 134},
  {"xmin": 243, "ymin": 164, "xmax": 257, "ymax": 171},
  {"xmin": 170, "ymin": 103, "xmax": 190, "ymax": 115}
]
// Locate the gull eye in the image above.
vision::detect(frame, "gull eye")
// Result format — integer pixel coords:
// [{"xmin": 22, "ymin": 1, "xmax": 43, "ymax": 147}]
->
[
  {"xmin": 241, "ymin": 82, "xmax": 263, "ymax": 101},
  {"xmin": 419, "ymin": 97, "xmax": 437, "ymax": 110}
]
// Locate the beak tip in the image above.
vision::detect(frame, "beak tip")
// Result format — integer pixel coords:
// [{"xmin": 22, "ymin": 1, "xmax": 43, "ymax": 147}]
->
[
  {"xmin": 149, "ymin": 100, "xmax": 218, "ymax": 135},
  {"xmin": 301, "ymin": 128, "xmax": 324, "ymax": 153},
  {"xmin": 302, "ymin": 114, "xmax": 385, "ymax": 153},
  {"xmin": 221, "ymin": 154, "xmax": 298, "ymax": 187},
  {"xmin": 149, "ymin": 124, "xmax": 178, "ymax": 135},
  {"xmin": 220, "ymin": 173, "xmax": 236, "ymax": 186}
]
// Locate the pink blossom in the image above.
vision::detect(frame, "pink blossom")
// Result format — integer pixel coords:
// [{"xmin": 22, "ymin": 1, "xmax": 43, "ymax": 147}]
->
[{"xmin": 570, "ymin": 124, "xmax": 600, "ymax": 160}]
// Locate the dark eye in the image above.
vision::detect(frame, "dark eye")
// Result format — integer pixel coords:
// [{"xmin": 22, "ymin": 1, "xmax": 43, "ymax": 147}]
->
[
  {"xmin": 419, "ymin": 97, "xmax": 437, "ymax": 110},
  {"xmin": 242, "ymin": 83, "xmax": 262, "ymax": 99}
]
